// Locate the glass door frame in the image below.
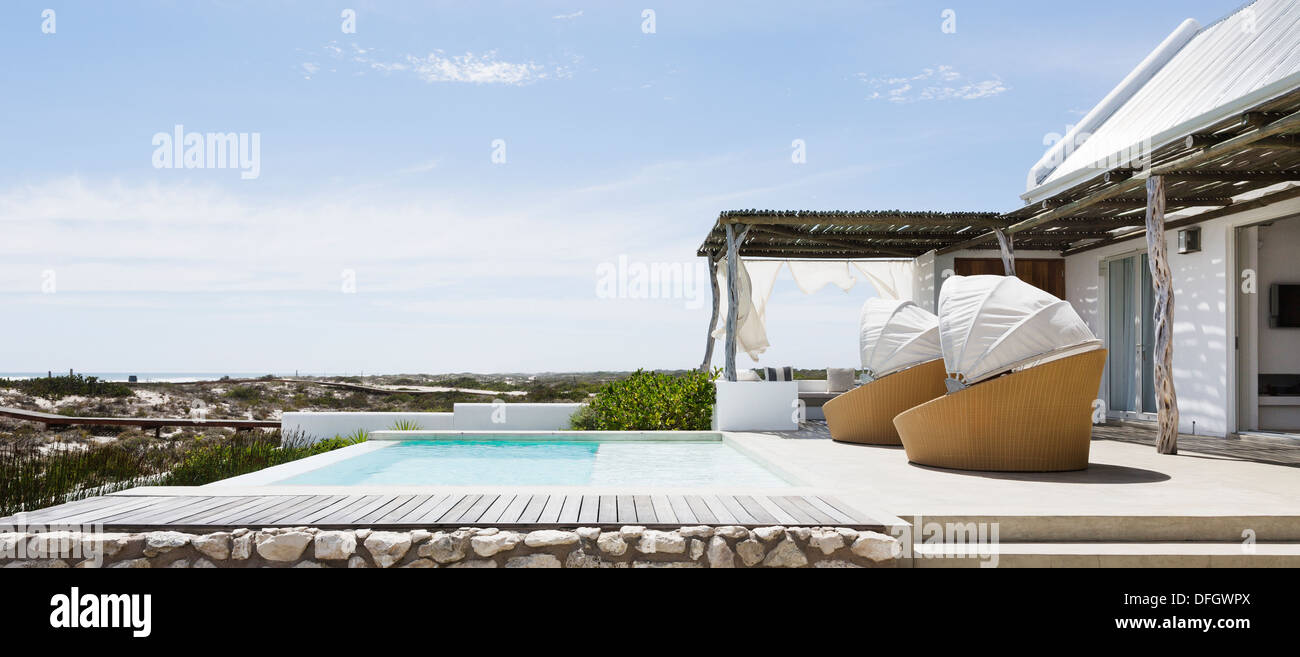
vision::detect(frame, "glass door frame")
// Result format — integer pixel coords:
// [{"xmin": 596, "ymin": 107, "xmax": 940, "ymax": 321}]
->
[{"xmin": 1100, "ymin": 249, "xmax": 1158, "ymax": 422}]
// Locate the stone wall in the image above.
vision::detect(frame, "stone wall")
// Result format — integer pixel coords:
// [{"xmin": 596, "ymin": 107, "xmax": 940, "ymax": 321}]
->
[{"xmin": 0, "ymin": 525, "xmax": 901, "ymax": 568}]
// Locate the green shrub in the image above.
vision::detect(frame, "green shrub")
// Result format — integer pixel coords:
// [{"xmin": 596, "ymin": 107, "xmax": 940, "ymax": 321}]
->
[
  {"xmin": 0, "ymin": 374, "xmax": 133, "ymax": 401},
  {"xmin": 570, "ymin": 369, "xmax": 715, "ymax": 431},
  {"xmin": 0, "ymin": 430, "xmax": 365, "ymax": 515},
  {"xmin": 223, "ymin": 385, "xmax": 263, "ymax": 402},
  {"xmin": 389, "ymin": 420, "xmax": 423, "ymax": 431}
]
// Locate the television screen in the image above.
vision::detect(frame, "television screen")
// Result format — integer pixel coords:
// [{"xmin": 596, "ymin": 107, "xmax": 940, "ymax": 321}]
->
[{"xmin": 1275, "ymin": 284, "xmax": 1300, "ymax": 328}]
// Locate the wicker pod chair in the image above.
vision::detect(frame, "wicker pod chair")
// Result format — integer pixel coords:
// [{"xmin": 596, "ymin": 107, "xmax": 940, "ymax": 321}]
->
[
  {"xmin": 825, "ymin": 299, "xmax": 948, "ymax": 445},
  {"xmin": 894, "ymin": 275, "xmax": 1105, "ymax": 472}
]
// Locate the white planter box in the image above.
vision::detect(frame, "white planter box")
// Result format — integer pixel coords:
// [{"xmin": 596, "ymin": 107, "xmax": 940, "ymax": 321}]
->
[{"xmin": 713, "ymin": 381, "xmax": 799, "ymax": 431}]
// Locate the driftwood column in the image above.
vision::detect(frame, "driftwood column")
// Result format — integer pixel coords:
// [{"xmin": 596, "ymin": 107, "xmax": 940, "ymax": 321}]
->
[
  {"xmin": 1144, "ymin": 175, "xmax": 1179, "ymax": 454},
  {"xmin": 723, "ymin": 224, "xmax": 741, "ymax": 382},
  {"xmin": 699, "ymin": 253, "xmax": 721, "ymax": 372},
  {"xmin": 992, "ymin": 228, "xmax": 1017, "ymax": 276}
]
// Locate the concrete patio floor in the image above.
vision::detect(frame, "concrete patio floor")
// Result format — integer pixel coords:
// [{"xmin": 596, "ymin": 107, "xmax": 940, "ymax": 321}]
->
[{"xmin": 726, "ymin": 425, "xmax": 1299, "ymax": 538}]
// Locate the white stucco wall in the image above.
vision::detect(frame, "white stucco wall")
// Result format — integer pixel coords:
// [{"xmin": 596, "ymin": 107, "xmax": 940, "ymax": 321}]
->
[{"xmin": 1063, "ymin": 194, "xmax": 1300, "ymax": 437}]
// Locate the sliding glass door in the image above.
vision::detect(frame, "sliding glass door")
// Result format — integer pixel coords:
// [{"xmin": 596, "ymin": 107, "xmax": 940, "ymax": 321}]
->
[{"xmin": 1106, "ymin": 253, "xmax": 1156, "ymax": 418}]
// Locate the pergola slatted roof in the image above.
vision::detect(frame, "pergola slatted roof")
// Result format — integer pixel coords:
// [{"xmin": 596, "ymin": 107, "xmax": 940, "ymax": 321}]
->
[{"xmin": 698, "ymin": 87, "xmax": 1300, "ymax": 261}]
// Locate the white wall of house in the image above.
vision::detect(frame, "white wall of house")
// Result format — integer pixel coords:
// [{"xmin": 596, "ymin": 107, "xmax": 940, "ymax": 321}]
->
[{"xmin": 1063, "ymin": 194, "xmax": 1300, "ymax": 438}]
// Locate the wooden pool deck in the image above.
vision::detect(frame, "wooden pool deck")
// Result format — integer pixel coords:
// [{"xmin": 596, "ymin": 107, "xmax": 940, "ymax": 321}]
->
[{"xmin": 2, "ymin": 491, "xmax": 883, "ymax": 533}]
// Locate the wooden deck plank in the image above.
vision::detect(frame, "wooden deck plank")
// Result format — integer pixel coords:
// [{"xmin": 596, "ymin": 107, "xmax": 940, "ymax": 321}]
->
[
  {"xmin": 477, "ymin": 494, "xmax": 516, "ymax": 525},
  {"xmin": 53, "ymin": 496, "xmax": 169, "ymax": 525},
  {"xmin": 802, "ymin": 496, "xmax": 857, "ymax": 525},
  {"xmin": 538, "ymin": 495, "xmax": 566, "ymax": 524},
  {"xmin": 500, "ymin": 494, "xmax": 533, "ymax": 524},
  {"xmin": 101, "ymin": 496, "xmax": 216, "ymax": 525},
  {"xmin": 392, "ymin": 494, "xmax": 450, "ymax": 524},
  {"xmin": 746, "ymin": 496, "xmax": 796, "ymax": 525},
  {"xmin": 375, "ymin": 495, "xmax": 432, "ymax": 524},
  {"xmin": 518, "ymin": 495, "xmax": 549, "ymax": 524},
  {"xmin": 457, "ymin": 494, "xmax": 500, "ymax": 524},
  {"xmin": 766, "ymin": 496, "xmax": 818, "ymax": 525},
  {"xmin": 683, "ymin": 496, "xmax": 718, "ymax": 524},
  {"xmin": 197, "ymin": 495, "xmax": 285, "ymax": 525},
  {"xmin": 557, "ymin": 495, "xmax": 582, "ymax": 524},
  {"xmin": 436, "ymin": 495, "xmax": 482, "ymax": 523},
  {"xmin": 4, "ymin": 495, "xmax": 125, "ymax": 524},
  {"xmin": 633, "ymin": 496, "xmax": 656, "ymax": 524},
  {"xmin": 272, "ymin": 496, "xmax": 348, "ymax": 525},
  {"xmin": 313, "ymin": 495, "xmax": 383, "ymax": 525},
  {"xmin": 650, "ymin": 495, "xmax": 678, "ymax": 525},
  {"xmin": 357, "ymin": 496, "xmax": 416, "ymax": 524},
  {"xmin": 597, "ymin": 496, "xmax": 618, "ymax": 524},
  {"xmin": 322, "ymin": 495, "xmax": 393, "ymax": 525},
  {"xmin": 667, "ymin": 496, "xmax": 696, "ymax": 524},
  {"xmin": 238, "ymin": 496, "xmax": 319, "ymax": 525},
  {"xmin": 715, "ymin": 495, "xmax": 759, "ymax": 525},
  {"xmin": 408, "ymin": 495, "xmax": 466, "ymax": 524},
  {"xmin": 153, "ymin": 497, "xmax": 260, "ymax": 525},
  {"xmin": 7, "ymin": 492, "xmax": 880, "ymax": 530},
  {"xmin": 297, "ymin": 496, "xmax": 368, "ymax": 525},
  {"xmin": 616, "ymin": 495, "xmax": 637, "ymax": 523},
  {"xmin": 701, "ymin": 495, "xmax": 739, "ymax": 525},
  {"xmin": 577, "ymin": 495, "xmax": 599, "ymax": 524},
  {"xmin": 258, "ymin": 496, "xmax": 345, "ymax": 525}
]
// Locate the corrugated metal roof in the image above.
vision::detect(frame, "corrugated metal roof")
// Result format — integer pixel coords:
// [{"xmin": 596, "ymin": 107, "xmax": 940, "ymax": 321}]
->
[{"xmin": 1026, "ymin": 0, "xmax": 1300, "ymax": 197}]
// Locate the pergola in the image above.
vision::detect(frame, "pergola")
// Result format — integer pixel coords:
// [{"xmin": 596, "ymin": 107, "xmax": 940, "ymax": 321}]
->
[{"xmin": 697, "ymin": 85, "xmax": 1300, "ymax": 453}]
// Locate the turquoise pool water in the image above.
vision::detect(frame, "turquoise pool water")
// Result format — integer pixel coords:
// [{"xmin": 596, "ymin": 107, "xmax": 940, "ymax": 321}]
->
[{"xmin": 276, "ymin": 440, "xmax": 791, "ymax": 487}]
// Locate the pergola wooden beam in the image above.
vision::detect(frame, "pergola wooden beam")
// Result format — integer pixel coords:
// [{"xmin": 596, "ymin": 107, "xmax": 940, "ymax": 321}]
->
[{"xmin": 939, "ymin": 107, "xmax": 1300, "ymax": 254}]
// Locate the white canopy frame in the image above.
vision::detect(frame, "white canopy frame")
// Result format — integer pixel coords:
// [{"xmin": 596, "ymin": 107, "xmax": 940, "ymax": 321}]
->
[
  {"xmin": 938, "ymin": 274, "xmax": 1100, "ymax": 390},
  {"xmin": 859, "ymin": 299, "xmax": 942, "ymax": 381}
]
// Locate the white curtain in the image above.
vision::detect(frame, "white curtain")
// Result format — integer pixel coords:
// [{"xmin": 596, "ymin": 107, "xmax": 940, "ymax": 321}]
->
[
  {"xmin": 712, "ymin": 258, "xmax": 919, "ymax": 363},
  {"xmin": 713, "ymin": 259, "xmax": 783, "ymax": 360},
  {"xmin": 853, "ymin": 260, "xmax": 915, "ymax": 300},
  {"xmin": 788, "ymin": 261, "xmax": 856, "ymax": 294}
]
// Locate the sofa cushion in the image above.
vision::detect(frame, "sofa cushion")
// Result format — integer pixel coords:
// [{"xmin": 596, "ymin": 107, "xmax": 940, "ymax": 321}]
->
[
  {"xmin": 827, "ymin": 367, "xmax": 856, "ymax": 393},
  {"xmin": 737, "ymin": 368, "xmax": 762, "ymax": 382},
  {"xmin": 763, "ymin": 366, "xmax": 793, "ymax": 381}
]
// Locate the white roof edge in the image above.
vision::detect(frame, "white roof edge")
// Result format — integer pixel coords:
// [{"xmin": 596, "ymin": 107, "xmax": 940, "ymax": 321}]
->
[
  {"xmin": 1025, "ymin": 18, "xmax": 1202, "ymax": 193},
  {"xmin": 1021, "ymin": 69, "xmax": 1300, "ymax": 204}
]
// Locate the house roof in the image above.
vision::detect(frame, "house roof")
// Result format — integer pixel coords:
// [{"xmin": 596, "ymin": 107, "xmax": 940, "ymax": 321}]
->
[{"xmin": 1026, "ymin": 0, "xmax": 1300, "ymax": 201}]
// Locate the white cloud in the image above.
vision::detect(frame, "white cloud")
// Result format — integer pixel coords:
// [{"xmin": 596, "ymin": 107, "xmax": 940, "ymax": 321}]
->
[
  {"xmin": 320, "ymin": 42, "xmax": 569, "ymax": 86},
  {"xmin": 552, "ymin": 10, "xmax": 583, "ymax": 20},
  {"xmin": 860, "ymin": 65, "xmax": 1008, "ymax": 103}
]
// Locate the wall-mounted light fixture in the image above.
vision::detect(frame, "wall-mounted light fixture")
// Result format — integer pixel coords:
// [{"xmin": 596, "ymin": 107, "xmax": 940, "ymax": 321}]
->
[{"xmin": 1177, "ymin": 226, "xmax": 1201, "ymax": 254}]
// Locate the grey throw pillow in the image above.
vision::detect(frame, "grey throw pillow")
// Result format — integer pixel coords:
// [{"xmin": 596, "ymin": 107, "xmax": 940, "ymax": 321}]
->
[{"xmin": 827, "ymin": 367, "xmax": 855, "ymax": 392}]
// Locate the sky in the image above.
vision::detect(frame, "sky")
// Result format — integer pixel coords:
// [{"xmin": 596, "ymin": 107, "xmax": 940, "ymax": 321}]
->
[{"xmin": 0, "ymin": 0, "xmax": 1249, "ymax": 375}]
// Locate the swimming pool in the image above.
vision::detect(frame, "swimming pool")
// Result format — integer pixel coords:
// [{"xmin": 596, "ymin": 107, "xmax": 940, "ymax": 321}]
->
[{"xmin": 269, "ymin": 438, "xmax": 793, "ymax": 487}]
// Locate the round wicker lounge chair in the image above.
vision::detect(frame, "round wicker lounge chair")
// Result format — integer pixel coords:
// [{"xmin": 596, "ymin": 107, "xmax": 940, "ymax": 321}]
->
[
  {"xmin": 824, "ymin": 299, "xmax": 947, "ymax": 445},
  {"xmin": 824, "ymin": 357, "xmax": 947, "ymax": 445},
  {"xmin": 893, "ymin": 348, "xmax": 1106, "ymax": 471},
  {"xmin": 894, "ymin": 275, "xmax": 1105, "ymax": 472}
]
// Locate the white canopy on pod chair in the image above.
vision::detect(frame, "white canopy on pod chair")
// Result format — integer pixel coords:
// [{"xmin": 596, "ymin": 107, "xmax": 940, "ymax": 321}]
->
[
  {"xmin": 938, "ymin": 275, "xmax": 1100, "ymax": 390},
  {"xmin": 859, "ymin": 298, "xmax": 942, "ymax": 381}
]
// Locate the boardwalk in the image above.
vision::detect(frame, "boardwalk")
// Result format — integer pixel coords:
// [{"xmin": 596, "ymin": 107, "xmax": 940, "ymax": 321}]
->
[
  {"xmin": 0, "ymin": 405, "xmax": 278, "ymax": 433},
  {"xmin": 1, "ymin": 492, "xmax": 881, "ymax": 533}
]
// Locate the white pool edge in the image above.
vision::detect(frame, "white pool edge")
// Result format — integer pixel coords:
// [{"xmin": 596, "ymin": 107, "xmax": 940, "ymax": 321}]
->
[{"xmin": 201, "ymin": 431, "xmax": 807, "ymax": 489}]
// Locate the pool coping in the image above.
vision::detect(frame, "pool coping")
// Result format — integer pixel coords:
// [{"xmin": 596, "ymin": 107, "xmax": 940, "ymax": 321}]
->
[{"xmin": 202, "ymin": 431, "xmax": 811, "ymax": 489}]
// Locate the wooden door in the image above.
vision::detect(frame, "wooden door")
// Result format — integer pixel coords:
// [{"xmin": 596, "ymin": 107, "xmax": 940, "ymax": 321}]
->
[{"xmin": 954, "ymin": 258, "xmax": 1066, "ymax": 298}]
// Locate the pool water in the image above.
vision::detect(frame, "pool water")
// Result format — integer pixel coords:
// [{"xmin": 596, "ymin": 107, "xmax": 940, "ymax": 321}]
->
[{"xmin": 276, "ymin": 440, "xmax": 791, "ymax": 487}]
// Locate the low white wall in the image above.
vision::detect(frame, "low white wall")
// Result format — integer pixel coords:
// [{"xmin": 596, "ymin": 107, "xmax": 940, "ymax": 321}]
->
[
  {"xmin": 282, "ymin": 412, "xmax": 455, "ymax": 442},
  {"xmin": 452, "ymin": 403, "xmax": 584, "ymax": 430},
  {"xmin": 714, "ymin": 381, "xmax": 799, "ymax": 431}
]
